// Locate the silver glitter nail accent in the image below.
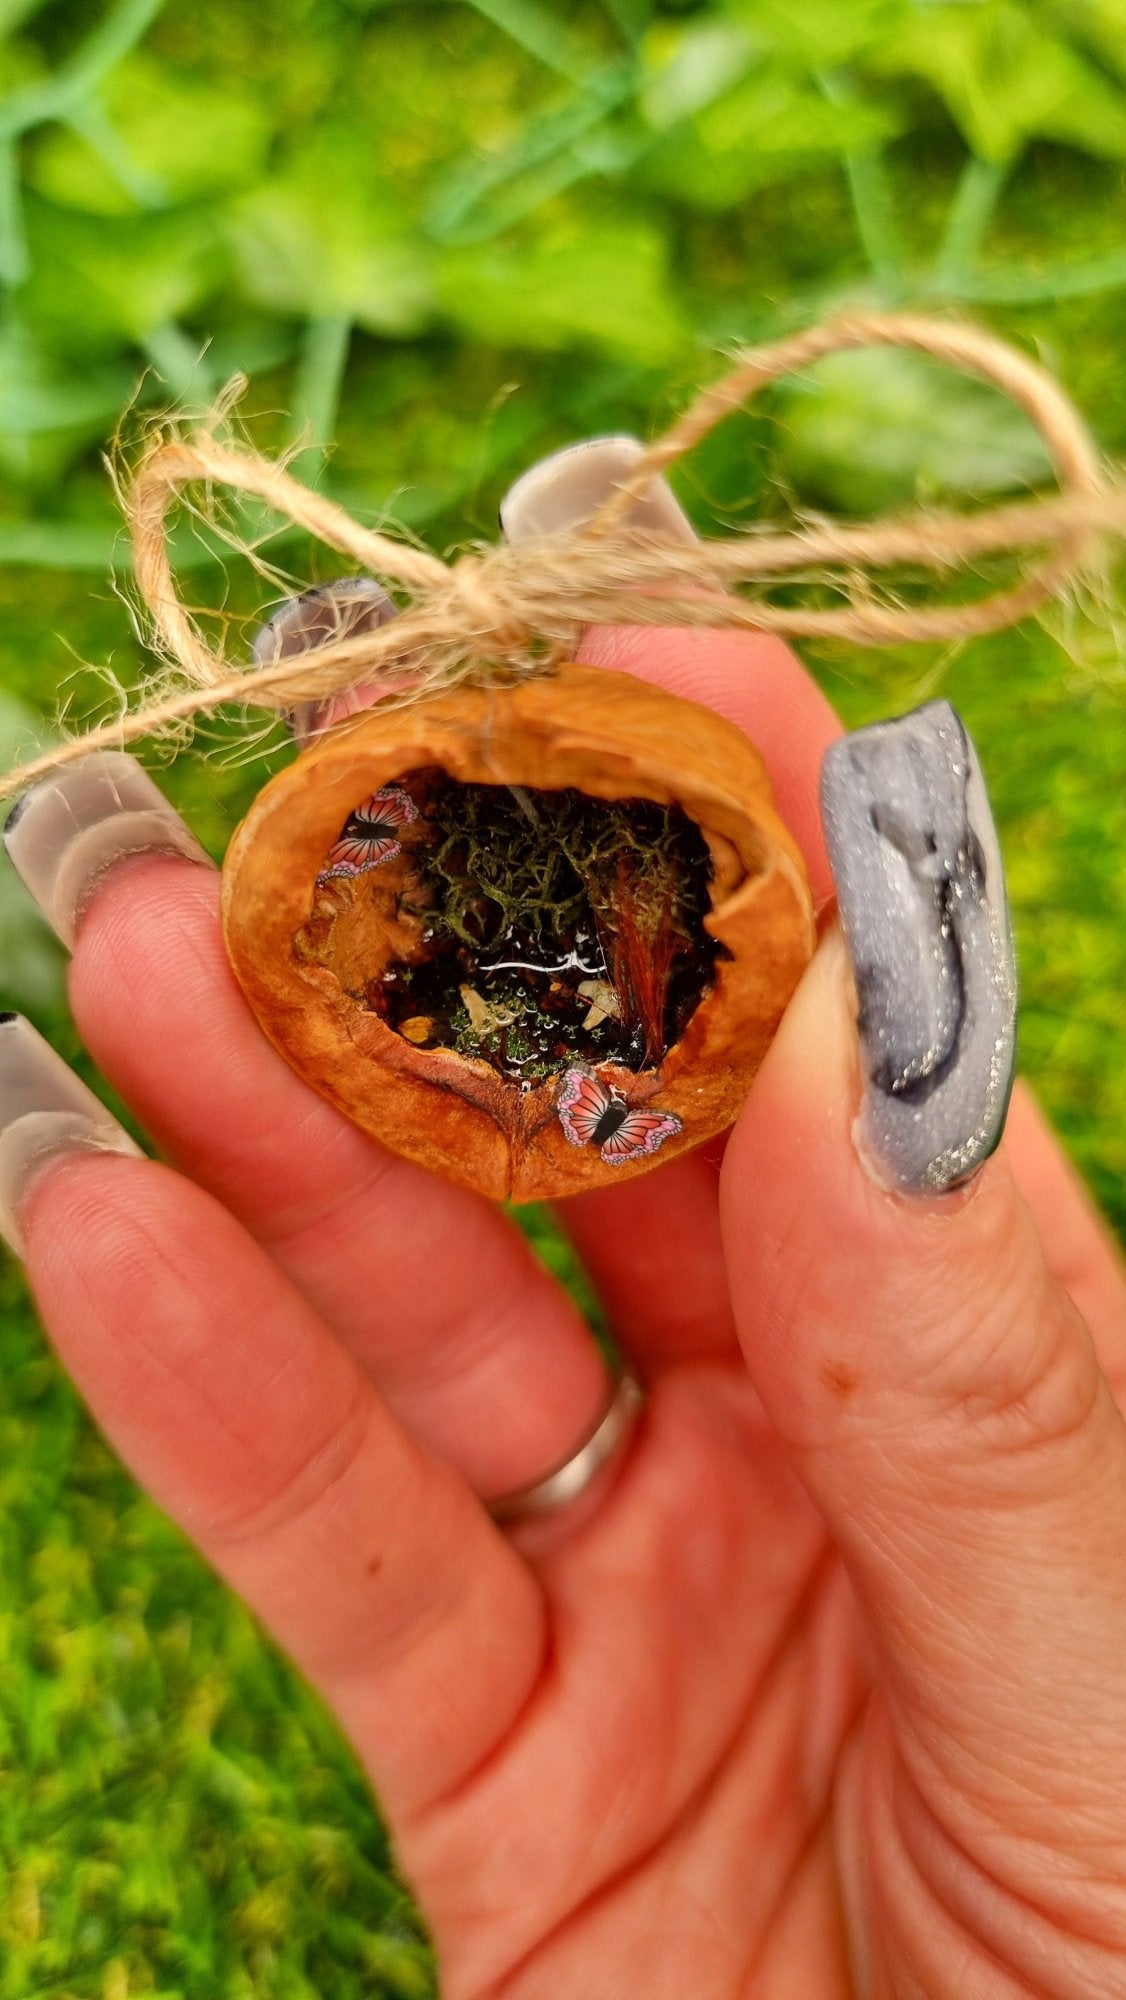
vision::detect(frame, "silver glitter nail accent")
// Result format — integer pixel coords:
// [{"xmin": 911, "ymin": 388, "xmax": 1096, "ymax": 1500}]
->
[{"xmin": 820, "ymin": 701, "xmax": 1017, "ymax": 1194}]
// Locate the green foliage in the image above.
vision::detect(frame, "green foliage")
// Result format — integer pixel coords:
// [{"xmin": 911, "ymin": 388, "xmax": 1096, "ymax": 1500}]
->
[
  {"xmin": 3, "ymin": 0, "xmax": 1126, "ymax": 1991},
  {"xmin": 870, "ymin": 1, "xmax": 1126, "ymax": 165},
  {"xmin": 774, "ymin": 348, "xmax": 1055, "ymax": 514}
]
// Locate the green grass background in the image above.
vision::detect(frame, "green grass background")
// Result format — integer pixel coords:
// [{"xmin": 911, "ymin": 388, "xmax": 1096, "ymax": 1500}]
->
[{"xmin": 3, "ymin": 0, "xmax": 1126, "ymax": 1990}]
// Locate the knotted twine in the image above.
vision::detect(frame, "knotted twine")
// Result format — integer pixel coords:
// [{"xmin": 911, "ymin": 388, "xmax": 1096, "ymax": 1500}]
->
[{"xmin": 4, "ymin": 308, "xmax": 1126, "ymax": 800}]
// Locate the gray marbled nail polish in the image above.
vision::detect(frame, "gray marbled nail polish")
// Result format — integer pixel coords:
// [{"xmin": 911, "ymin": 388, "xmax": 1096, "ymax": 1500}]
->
[{"xmin": 820, "ymin": 701, "xmax": 1016, "ymax": 1194}]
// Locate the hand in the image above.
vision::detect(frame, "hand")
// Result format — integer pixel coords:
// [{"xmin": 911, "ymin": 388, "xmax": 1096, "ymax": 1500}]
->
[{"xmin": 5, "ymin": 615, "xmax": 1126, "ymax": 2000}]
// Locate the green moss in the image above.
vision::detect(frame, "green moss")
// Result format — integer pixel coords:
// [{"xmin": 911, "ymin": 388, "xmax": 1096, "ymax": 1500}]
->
[
  {"xmin": 424, "ymin": 778, "xmax": 706, "ymax": 950},
  {"xmin": 371, "ymin": 775, "xmax": 717, "ymax": 1079}
]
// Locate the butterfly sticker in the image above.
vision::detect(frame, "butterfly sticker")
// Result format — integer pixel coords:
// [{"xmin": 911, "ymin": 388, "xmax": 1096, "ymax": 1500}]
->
[
  {"xmin": 318, "ymin": 784, "xmax": 419, "ymax": 881},
  {"xmin": 557, "ymin": 1066, "xmax": 682, "ymax": 1166}
]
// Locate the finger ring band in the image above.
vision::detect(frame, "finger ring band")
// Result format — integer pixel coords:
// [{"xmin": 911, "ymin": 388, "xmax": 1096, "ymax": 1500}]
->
[{"xmin": 486, "ymin": 1361, "xmax": 645, "ymax": 1526}]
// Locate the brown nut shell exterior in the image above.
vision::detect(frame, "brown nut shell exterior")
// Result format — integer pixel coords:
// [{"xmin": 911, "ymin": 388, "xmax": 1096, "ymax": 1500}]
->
[{"xmin": 221, "ymin": 664, "xmax": 815, "ymax": 1201}]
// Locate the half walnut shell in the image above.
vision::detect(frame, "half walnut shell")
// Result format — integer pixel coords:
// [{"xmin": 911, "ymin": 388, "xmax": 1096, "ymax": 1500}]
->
[{"xmin": 221, "ymin": 664, "xmax": 815, "ymax": 1201}]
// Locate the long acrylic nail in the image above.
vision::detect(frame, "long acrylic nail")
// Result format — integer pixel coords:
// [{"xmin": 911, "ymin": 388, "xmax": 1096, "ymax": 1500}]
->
[
  {"xmin": 4, "ymin": 753, "xmax": 212, "ymax": 950},
  {"xmin": 254, "ymin": 577, "xmax": 398, "ymax": 746},
  {"xmin": 500, "ymin": 436, "xmax": 697, "ymax": 545},
  {"xmin": 0, "ymin": 1015, "xmax": 143, "ymax": 1256},
  {"xmin": 819, "ymin": 701, "xmax": 1017, "ymax": 1195}
]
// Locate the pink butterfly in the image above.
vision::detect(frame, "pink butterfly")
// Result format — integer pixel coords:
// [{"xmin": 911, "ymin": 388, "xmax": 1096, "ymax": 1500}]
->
[
  {"xmin": 557, "ymin": 1066, "xmax": 682, "ymax": 1166},
  {"xmin": 318, "ymin": 784, "xmax": 418, "ymax": 881}
]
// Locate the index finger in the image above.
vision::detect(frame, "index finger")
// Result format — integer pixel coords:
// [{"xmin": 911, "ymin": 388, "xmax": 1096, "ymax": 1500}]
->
[
  {"xmin": 4, "ymin": 769, "xmax": 608, "ymax": 1500},
  {"xmin": 18, "ymin": 1141, "xmax": 544, "ymax": 1824}
]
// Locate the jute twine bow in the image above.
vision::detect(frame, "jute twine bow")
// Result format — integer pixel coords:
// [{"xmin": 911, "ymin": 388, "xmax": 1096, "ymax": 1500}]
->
[{"xmin": 5, "ymin": 308, "xmax": 1126, "ymax": 798}]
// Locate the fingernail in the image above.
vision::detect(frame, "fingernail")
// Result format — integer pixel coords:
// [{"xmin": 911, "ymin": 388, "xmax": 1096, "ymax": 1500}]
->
[
  {"xmin": 819, "ymin": 701, "xmax": 1017, "ymax": 1195},
  {"xmin": 254, "ymin": 577, "xmax": 398, "ymax": 747},
  {"xmin": 4, "ymin": 753, "xmax": 212, "ymax": 950},
  {"xmin": 0, "ymin": 1014, "xmax": 143, "ymax": 1257},
  {"xmin": 500, "ymin": 436, "xmax": 697, "ymax": 545}
]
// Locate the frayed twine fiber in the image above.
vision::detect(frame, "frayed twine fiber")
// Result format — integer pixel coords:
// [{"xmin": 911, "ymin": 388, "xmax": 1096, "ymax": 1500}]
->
[{"xmin": 5, "ymin": 308, "xmax": 1126, "ymax": 799}]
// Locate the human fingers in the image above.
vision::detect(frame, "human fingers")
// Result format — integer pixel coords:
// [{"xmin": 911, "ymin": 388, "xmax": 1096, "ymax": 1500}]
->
[
  {"xmin": 555, "ymin": 620, "xmax": 840, "ymax": 1369},
  {"xmin": 502, "ymin": 443, "xmax": 838, "ymax": 1363},
  {"xmin": 3, "ymin": 765, "xmax": 607, "ymax": 1501},
  {"xmin": 585, "ymin": 631, "xmax": 1126, "ymax": 1375},
  {"xmin": 722, "ymin": 705, "xmax": 1126, "ymax": 1966},
  {"xmin": 0, "ymin": 1025, "xmax": 543, "ymax": 1823},
  {"xmin": 505, "ymin": 441, "xmax": 1126, "ymax": 1376},
  {"xmin": 556, "ymin": 1140, "xmax": 734, "ymax": 1367},
  {"xmin": 1005, "ymin": 1081, "xmax": 1126, "ymax": 1387}
]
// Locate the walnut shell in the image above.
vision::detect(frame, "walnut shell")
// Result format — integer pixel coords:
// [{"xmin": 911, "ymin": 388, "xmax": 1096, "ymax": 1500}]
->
[{"xmin": 221, "ymin": 665, "xmax": 815, "ymax": 1201}]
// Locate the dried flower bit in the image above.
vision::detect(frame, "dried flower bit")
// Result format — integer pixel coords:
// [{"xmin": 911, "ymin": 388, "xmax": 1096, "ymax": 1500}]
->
[
  {"xmin": 458, "ymin": 984, "xmax": 518, "ymax": 1037},
  {"xmin": 577, "ymin": 978, "xmax": 622, "ymax": 1029}
]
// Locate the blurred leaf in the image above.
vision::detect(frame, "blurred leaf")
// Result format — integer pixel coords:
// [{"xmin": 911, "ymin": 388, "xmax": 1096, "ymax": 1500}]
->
[
  {"xmin": 0, "ymin": 322, "xmax": 134, "ymax": 486},
  {"xmin": 0, "ymin": 133, "xmax": 29, "ymax": 285},
  {"xmin": 722, "ymin": 0, "xmax": 906, "ymax": 69},
  {"xmin": 639, "ymin": 55, "xmax": 899, "ymax": 206},
  {"xmin": 774, "ymin": 346, "xmax": 1054, "ymax": 513},
  {"xmin": 776, "ymin": 340, "xmax": 1056, "ymax": 520},
  {"xmin": 0, "ymin": 868, "xmax": 66, "ymax": 1010},
  {"xmin": 0, "ymin": 33, "xmax": 46, "ymax": 95},
  {"xmin": 231, "ymin": 140, "xmax": 434, "ymax": 336},
  {"xmin": 436, "ymin": 217, "xmax": 689, "ymax": 361},
  {"xmin": 27, "ymin": 53, "xmax": 272, "ymax": 213},
  {"xmin": 0, "ymin": 520, "xmax": 122, "ymax": 563},
  {"xmin": 0, "ymin": 0, "xmax": 164, "ymax": 140},
  {"xmin": 1043, "ymin": 0, "xmax": 1126, "ymax": 82},
  {"xmin": 640, "ymin": 22, "xmax": 758, "ymax": 129},
  {"xmin": 0, "ymin": 0, "xmax": 51, "ymax": 31},
  {"xmin": 868, "ymin": 1, "xmax": 1126, "ymax": 164},
  {"xmin": 950, "ymin": 244, "xmax": 1126, "ymax": 302},
  {"xmin": 21, "ymin": 195, "xmax": 225, "ymax": 346},
  {"xmin": 424, "ymin": 60, "xmax": 638, "ymax": 245},
  {"xmin": 463, "ymin": 0, "xmax": 594, "ymax": 81}
]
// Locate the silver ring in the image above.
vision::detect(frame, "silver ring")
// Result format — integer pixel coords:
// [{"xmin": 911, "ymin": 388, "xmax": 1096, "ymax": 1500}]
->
[{"xmin": 486, "ymin": 1362, "xmax": 645, "ymax": 1525}]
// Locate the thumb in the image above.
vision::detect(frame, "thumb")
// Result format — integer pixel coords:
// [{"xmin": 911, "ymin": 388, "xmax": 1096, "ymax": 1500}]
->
[{"xmin": 722, "ymin": 704, "xmax": 1126, "ymax": 1882}]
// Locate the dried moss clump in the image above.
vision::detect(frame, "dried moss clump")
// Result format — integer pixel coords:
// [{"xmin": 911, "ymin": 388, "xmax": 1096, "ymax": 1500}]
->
[{"xmin": 371, "ymin": 775, "xmax": 719, "ymax": 1080}]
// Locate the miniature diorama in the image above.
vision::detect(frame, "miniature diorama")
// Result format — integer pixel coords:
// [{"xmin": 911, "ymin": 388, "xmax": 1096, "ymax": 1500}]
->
[{"xmin": 222, "ymin": 663, "xmax": 815, "ymax": 1200}]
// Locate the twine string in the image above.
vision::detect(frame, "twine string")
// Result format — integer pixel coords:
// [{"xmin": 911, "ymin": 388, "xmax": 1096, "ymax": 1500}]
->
[{"xmin": 4, "ymin": 308, "xmax": 1125, "ymax": 799}]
